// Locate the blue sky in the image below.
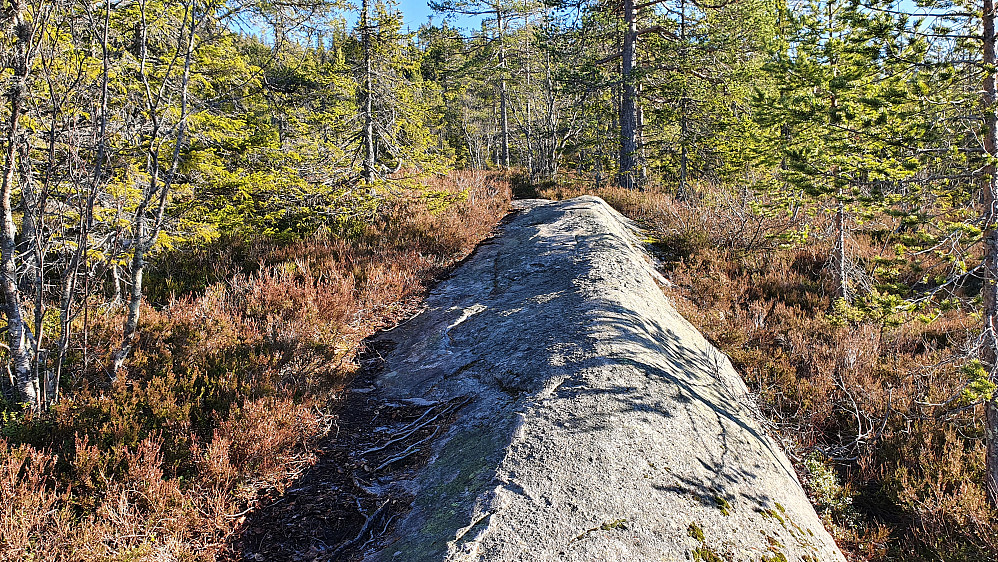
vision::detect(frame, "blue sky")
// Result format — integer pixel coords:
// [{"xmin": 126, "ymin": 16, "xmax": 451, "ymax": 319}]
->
[
  {"xmin": 391, "ymin": 0, "xmax": 485, "ymax": 31},
  {"xmin": 386, "ymin": 0, "xmax": 942, "ymax": 33},
  {"xmin": 331, "ymin": 1, "xmax": 485, "ymax": 36},
  {"xmin": 396, "ymin": 0, "xmax": 434, "ymax": 28}
]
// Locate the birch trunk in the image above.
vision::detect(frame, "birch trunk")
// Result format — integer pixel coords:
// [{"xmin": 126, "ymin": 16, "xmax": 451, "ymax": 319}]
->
[
  {"xmin": 1, "ymin": 0, "xmax": 40, "ymax": 409},
  {"xmin": 834, "ymin": 193, "xmax": 849, "ymax": 303},
  {"xmin": 112, "ymin": 0, "xmax": 195, "ymax": 377}
]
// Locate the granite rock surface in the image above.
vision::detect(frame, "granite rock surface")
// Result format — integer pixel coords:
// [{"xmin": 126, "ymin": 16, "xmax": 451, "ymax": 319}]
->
[{"xmin": 361, "ymin": 196, "xmax": 846, "ymax": 562}]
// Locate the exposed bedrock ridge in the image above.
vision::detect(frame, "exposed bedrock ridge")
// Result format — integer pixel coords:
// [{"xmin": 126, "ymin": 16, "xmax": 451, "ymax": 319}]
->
[{"xmin": 361, "ymin": 196, "xmax": 845, "ymax": 562}]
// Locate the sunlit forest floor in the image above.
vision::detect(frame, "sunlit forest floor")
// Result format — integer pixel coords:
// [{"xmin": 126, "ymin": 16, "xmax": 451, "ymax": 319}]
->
[{"xmin": 2, "ymin": 172, "xmax": 996, "ymax": 561}]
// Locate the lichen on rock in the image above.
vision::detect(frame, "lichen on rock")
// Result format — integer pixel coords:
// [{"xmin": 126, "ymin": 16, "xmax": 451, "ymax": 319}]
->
[{"xmin": 360, "ymin": 197, "xmax": 846, "ymax": 562}]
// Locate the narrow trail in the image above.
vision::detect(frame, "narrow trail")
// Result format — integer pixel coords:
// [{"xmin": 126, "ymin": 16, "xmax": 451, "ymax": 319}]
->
[{"xmin": 236, "ymin": 196, "xmax": 845, "ymax": 562}]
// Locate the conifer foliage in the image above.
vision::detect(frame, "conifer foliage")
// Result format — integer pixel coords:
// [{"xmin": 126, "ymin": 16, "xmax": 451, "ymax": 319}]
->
[{"xmin": 3, "ymin": 0, "xmax": 998, "ymax": 559}]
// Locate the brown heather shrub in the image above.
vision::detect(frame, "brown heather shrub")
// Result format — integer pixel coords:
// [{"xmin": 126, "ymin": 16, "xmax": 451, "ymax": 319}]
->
[
  {"xmin": 1, "ymin": 440, "xmax": 74, "ymax": 561},
  {"xmin": 0, "ymin": 171, "xmax": 511, "ymax": 560},
  {"xmin": 211, "ymin": 397, "xmax": 321, "ymax": 486},
  {"xmin": 537, "ymin": 179, "xmax": 997, "ymax": 561}
]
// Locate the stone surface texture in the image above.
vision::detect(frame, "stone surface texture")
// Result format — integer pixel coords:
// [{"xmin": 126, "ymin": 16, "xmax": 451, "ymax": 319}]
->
[{"xmin": 363, "ymin": 196, "xmax": 845, "ymax": 562}]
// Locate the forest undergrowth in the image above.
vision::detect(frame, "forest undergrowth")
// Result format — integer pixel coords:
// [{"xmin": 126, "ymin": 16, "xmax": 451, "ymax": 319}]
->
[
  {"xmin": 0, "ymin": 171, "xmax": 510, "ymax": 561},
  {"xmin": 536, "ymin": 180, "xmax": 997, "ymax": 562},
  {"xmin": 4, "ymin": 168, "xmax": 994, "ymax": 562}
]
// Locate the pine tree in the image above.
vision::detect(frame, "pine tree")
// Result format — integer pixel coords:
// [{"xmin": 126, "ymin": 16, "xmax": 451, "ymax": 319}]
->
[{"xmin": 752, "ymin": 0, "xmax": 932, "ymax": 303}]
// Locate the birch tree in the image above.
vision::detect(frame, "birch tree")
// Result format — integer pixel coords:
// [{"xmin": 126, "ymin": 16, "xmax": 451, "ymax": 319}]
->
[{"xmin": 1, "ymin": 0, "xmax": 51, "ymax": 408}]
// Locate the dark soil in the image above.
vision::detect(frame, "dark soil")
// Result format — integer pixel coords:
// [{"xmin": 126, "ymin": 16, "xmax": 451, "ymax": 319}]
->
[{"xmin": 225, "ymin": 338, "xmax": 468, "ymax": 561}]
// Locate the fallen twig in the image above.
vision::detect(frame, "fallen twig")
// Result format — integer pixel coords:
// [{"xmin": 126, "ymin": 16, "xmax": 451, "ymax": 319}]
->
[
  {"xmin": 330, "ymin": 498, "xmax": 390, "ymax": 557},
  {"xmin": 373, "ymin": 426, "xmax": 441, "ymax": 472}
]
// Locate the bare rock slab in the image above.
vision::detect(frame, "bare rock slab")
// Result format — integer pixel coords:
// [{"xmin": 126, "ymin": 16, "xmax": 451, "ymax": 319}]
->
[{"xmin": 361, "ymin": 196, "xmax": 845, "ymax": 562}]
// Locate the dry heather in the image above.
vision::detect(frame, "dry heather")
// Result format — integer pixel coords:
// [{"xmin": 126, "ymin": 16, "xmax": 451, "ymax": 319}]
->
[
  {"xmin": 537, "ymin": 180, "xmax": 997, "ymax": 562},
  {"xmin": 0, "ymin": 171, "xmax": 511, "ymax": 561},
  {"xmin": 6, "ymin": 171, "xmax": 993, "ymax": 562}
]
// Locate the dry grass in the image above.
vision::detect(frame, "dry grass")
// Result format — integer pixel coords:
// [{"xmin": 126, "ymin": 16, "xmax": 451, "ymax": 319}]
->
[{"xmin": 0, "ymin": 170, "xmax": 511, "ymax": 561}]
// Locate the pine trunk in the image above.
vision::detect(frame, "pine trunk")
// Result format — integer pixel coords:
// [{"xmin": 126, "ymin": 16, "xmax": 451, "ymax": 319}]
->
[
  {"xmin": 981, "ymin": 0, "xmax": 998, "ymax": 507},
  {"xmin": 637, "ymin": 83, "xmax": 647, "ymax": 183},
  {"xmin": 362, "ymin": 0, "xmax": 376, "ymax": 188},
  {"xmin": 498, "ymin": 12, "xmax": 510, "ymax": 168},
  {"xmin": 680, "ymin": 115, "xmax": 689, "ymax": 199},
  {"xmin": 618, "ymin": 0, "xmax": 638, "ymax": 190}
]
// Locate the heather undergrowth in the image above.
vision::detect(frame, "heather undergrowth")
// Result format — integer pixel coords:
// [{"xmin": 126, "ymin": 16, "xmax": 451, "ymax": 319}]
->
[
  {"xmin": 537, "ymin": 179, "xmax": 997, "ymax": 562},
  {"xmin": 0, "ymin": 171, "xmax": 511, "ymax": 561}
]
